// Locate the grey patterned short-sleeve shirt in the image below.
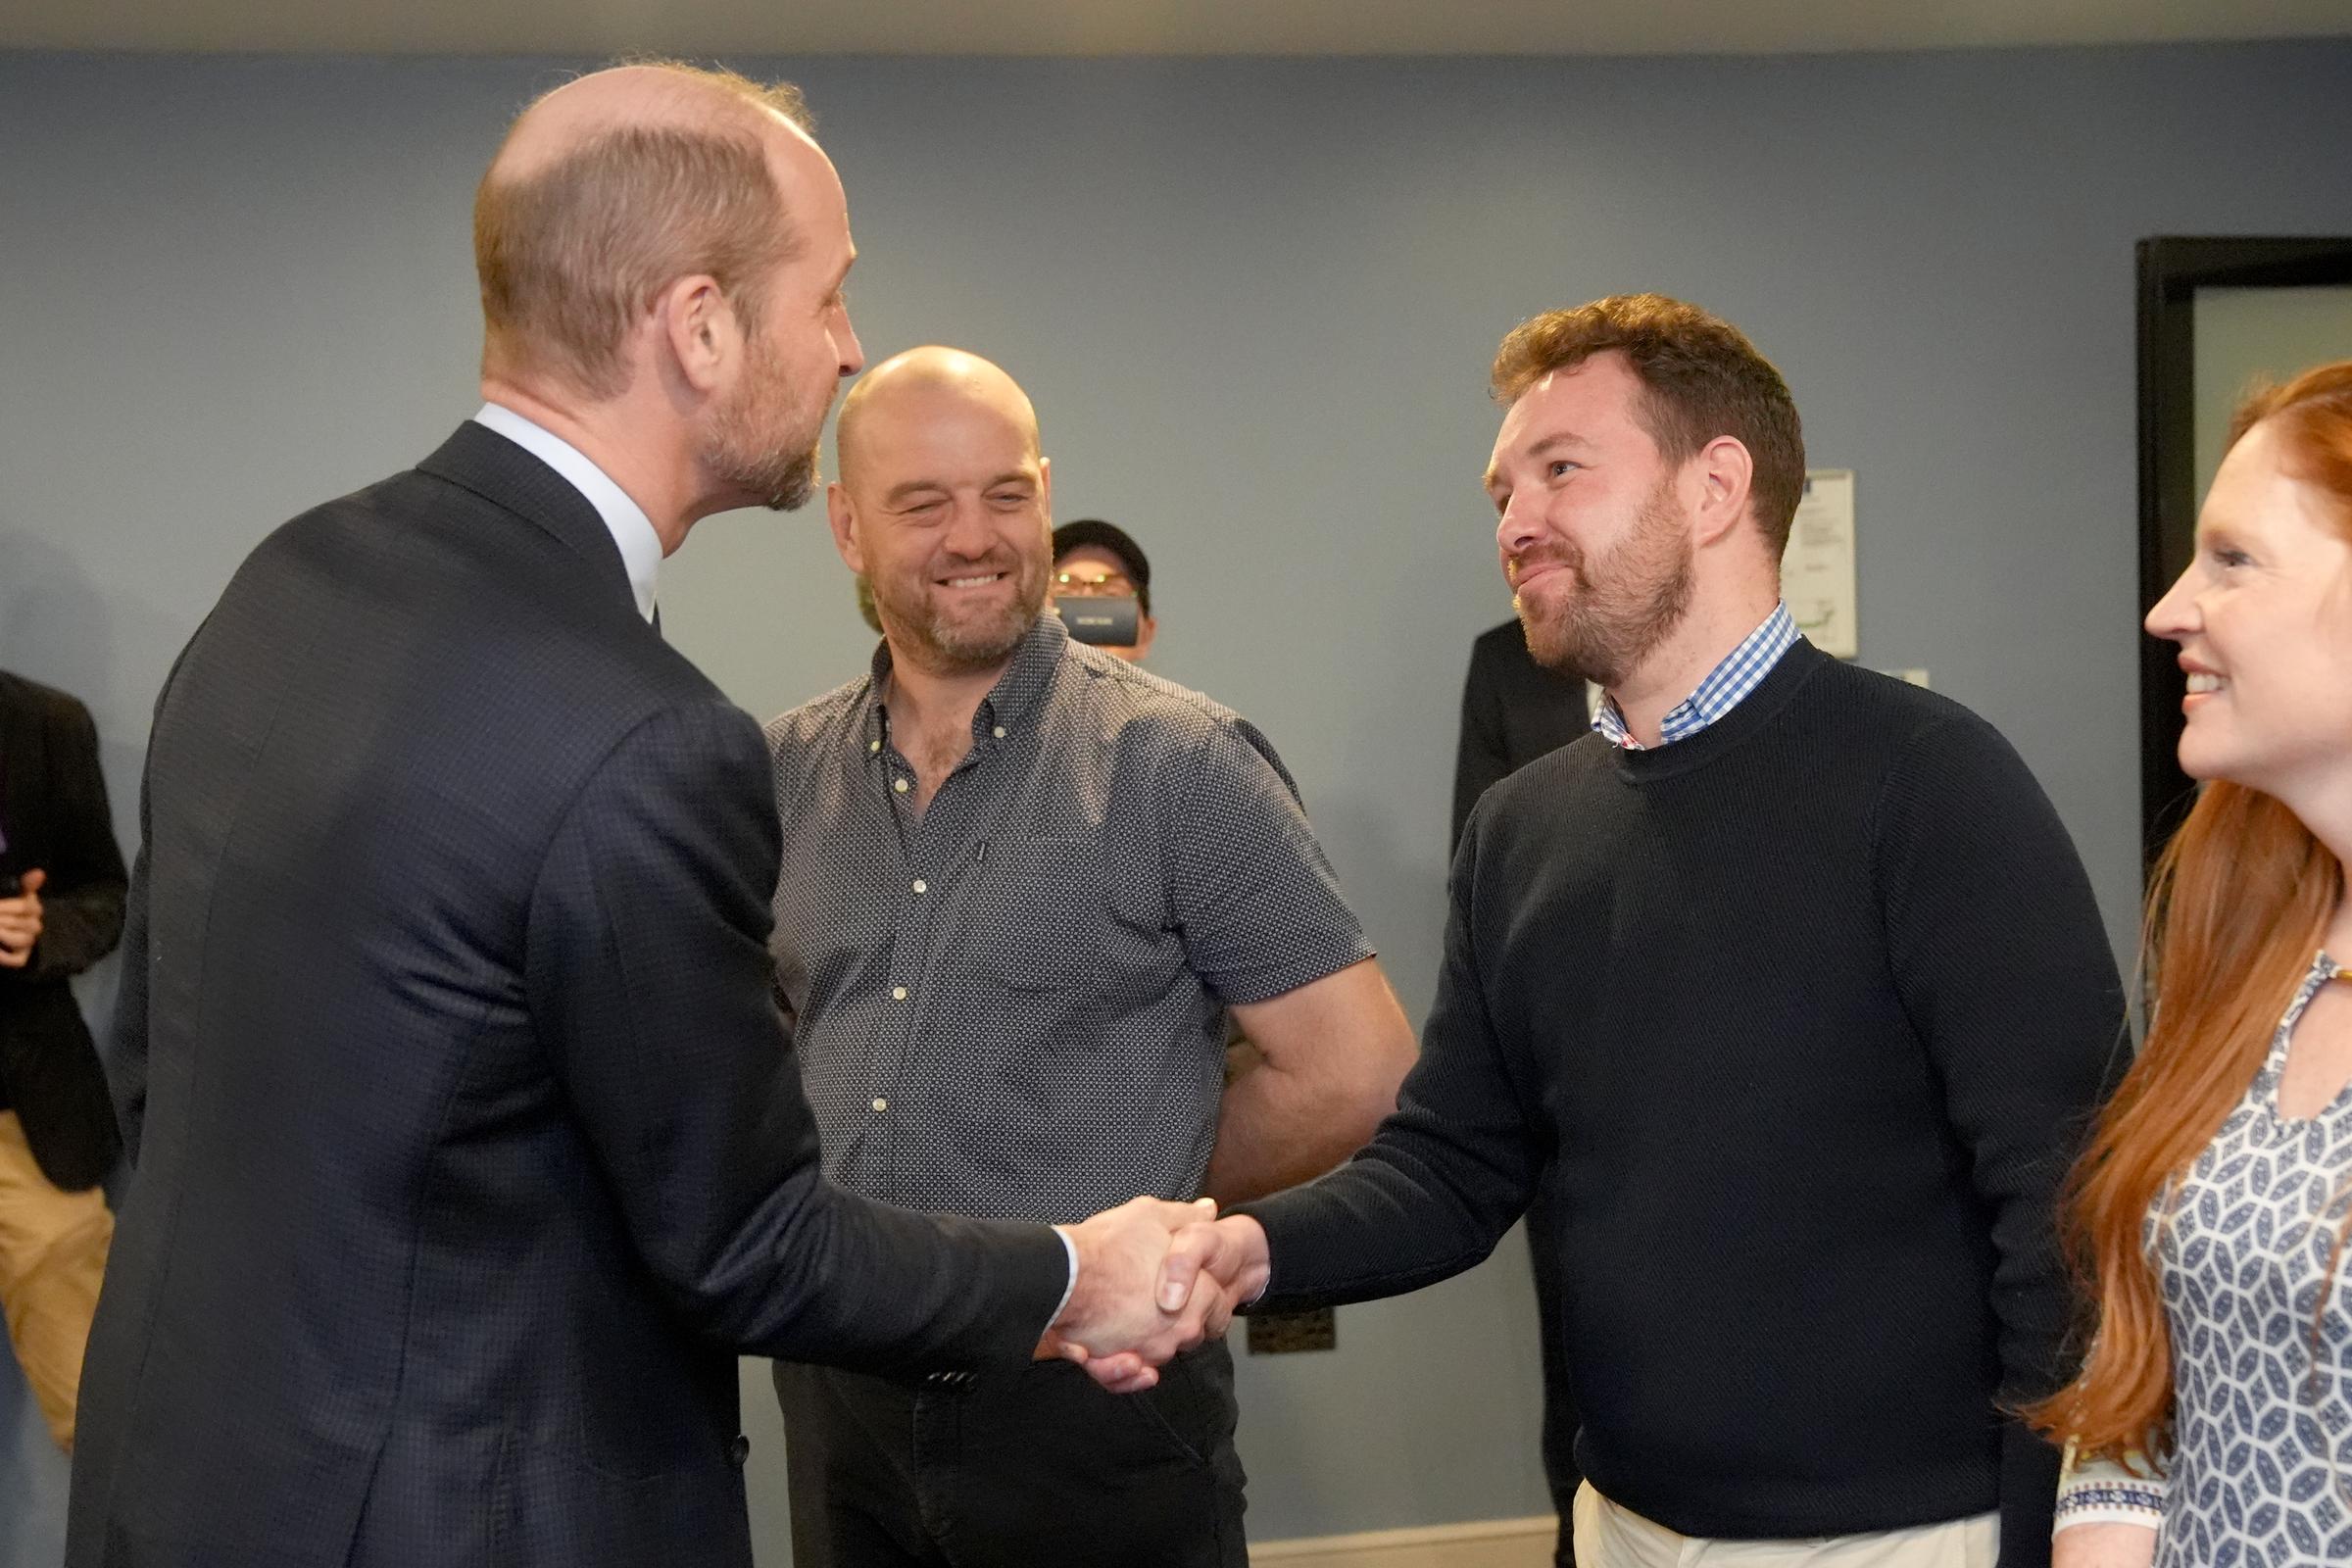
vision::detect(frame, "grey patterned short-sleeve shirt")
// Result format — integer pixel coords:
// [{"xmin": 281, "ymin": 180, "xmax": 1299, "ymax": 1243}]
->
[{"xmin": 763, "ymin": 612, "xmax": 1372, "ymax": 1223}]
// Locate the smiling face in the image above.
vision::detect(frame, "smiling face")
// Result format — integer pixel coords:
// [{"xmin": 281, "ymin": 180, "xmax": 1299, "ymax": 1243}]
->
[
  {"xmin": 829, "ymin": 362, "xmax": 1053, "ymax": 675},
  {"xmin": 2146, "ymin": 418, "xmax": 2352, "ymax": 804},
  {"xmin": 1484, "ymin": 352, "xmax": 1698, "ymax": 689}
]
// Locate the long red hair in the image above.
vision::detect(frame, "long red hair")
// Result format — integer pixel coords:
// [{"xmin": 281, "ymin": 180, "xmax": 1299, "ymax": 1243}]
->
[{"xmin": 2032, "ymin": 360, "xmax": 2352, "ymax": 1464}]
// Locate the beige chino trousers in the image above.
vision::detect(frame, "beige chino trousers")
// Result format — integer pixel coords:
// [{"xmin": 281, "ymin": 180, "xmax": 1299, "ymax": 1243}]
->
[
  {"xmin": 0, "ymin": 1109, "xmax": 113, "ymax": 1451},
  {"xmin": 1574, "ymin": 1484, "xmax": 1996, "ymax": 1568}
]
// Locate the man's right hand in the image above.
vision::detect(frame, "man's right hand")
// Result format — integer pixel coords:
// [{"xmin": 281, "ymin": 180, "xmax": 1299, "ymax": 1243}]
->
[
  {"xmin": 1045, "ymin": 1197, "xmax": 1239, "ymax": 1393},
  {"xmin": 2052, "ymin": 1523, "xmax": 2158, "ymax": 1568}
]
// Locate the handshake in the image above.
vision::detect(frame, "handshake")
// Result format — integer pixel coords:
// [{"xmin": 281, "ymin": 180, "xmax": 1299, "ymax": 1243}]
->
[{"xmin": 1042, "ymin": 1198, "xmax": 1276, "ymax": 1393}]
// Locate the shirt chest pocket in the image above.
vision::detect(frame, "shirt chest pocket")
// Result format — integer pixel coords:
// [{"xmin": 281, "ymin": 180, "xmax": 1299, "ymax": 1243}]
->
[{"xmin": 967, "ymin": 835, "xmax": 1112, "ymax": 991}]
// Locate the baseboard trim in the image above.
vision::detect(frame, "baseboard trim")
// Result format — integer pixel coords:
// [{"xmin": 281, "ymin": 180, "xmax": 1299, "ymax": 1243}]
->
[{"xmin": 1250, "ymin": 1515, "xmax": 1559, "ymax": 1567}]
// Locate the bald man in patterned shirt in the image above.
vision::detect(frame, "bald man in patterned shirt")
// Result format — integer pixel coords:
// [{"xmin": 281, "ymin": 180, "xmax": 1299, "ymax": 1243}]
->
[{"xmin": 762, "ymin": 346, "xmax": 1417, "ymax": 1568}]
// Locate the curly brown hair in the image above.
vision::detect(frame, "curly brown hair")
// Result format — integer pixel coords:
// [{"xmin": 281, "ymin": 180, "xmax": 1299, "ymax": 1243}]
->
[{"xmin": 1491, "ymin": 294, "xmax": 1807, "ymax": 554}]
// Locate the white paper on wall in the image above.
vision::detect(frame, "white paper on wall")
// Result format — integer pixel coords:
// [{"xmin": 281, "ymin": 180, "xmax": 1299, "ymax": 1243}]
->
[{"xmin": 1783, "ymin": 469, "xmax": 1857, "ymax": 659}]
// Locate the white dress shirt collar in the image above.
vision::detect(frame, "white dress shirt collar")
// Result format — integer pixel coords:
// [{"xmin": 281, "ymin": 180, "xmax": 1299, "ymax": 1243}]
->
[{"xmin": 472, "ymin": 403, "xmax": 662, "ymax": 623}]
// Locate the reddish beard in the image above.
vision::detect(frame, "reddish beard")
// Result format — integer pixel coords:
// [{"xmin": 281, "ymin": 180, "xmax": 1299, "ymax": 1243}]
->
[
  {"xmin": 1513, "ymin": 482, "xmax": 1695, "ymax": 688},
  {"xmin": 703, "ymin": 347, "xmax": 823, "ymax": 513}
]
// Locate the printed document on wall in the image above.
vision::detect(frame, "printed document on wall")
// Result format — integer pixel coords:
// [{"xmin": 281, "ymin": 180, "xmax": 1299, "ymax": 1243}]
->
[{"xmin": 1784, "ymin": 469, "xmax": 1856, "ymax": 658}]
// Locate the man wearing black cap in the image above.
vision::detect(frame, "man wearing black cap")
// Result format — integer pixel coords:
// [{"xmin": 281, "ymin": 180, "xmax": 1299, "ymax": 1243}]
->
[{"xmin": 1052, "ymin": 518, "xmax": 1156, "ymax": 662}]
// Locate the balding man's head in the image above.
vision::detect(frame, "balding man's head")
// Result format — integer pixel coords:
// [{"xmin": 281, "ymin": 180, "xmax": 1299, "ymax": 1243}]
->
[
  {"xmin": 473, "ymin": 62, "xmax": 819, "ymax": 400},
  {"xmin": 835, "ymin": 346, "xmax": 1042, "ymax": 491},
  {"xmin": 827, "ymin": 348, "xmax": 1054, "ymax": 676}
]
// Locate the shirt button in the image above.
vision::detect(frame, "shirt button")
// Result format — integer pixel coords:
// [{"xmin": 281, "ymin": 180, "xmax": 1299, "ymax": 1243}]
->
[
  {"xmin": 911, "ymin": 879, "xmax": 927, "ymax": 895},
  {"xmin": 893, "ymin": 777, "xmax": 909, "ymax": 794},
  {"xmin": 871, "ymin": 1098, "xmax": 889, "ymax": 1112},
  {"xmin": 992, "ymin": 725, "xmax": 1006, "ymax": 739},
  {"xmin": 869, "ymin": 739, "xmax": 881, "ymax": 753},
  {"xmin": 892, "ymin": 986, "xmax": 908, "ymax": 1001}
]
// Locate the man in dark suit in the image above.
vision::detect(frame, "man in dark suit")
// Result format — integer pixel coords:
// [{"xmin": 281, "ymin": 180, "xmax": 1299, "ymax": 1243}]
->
[
  {"xmin": 1451, "ymin": 618, "xmax": 1591, "ymax": 852},
  {"xmin": 1448, "ymin": 618, "xmax": 1590, "ymax": 1565},
  {"xmin": 68, "ymin": 63, "xmax": 1225, "ymax": 1568},
  {"xmin": 0, "ymin": 669, "xmax": 125, "ymax": 1453}
]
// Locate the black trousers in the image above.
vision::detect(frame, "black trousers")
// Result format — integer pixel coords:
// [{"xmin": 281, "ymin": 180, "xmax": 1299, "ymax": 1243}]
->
[{"xmin": 774, "ymin": 1343, "xmax": 1248, "ymax": 1568}]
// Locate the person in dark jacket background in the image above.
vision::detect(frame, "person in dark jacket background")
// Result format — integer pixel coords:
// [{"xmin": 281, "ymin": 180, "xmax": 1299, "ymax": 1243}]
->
[
  {"xmin": 1451, "ymin": 617, "xmax": 1589, "ymax": 855},
  {"xmin": 1450, "ymin": 619, "xmax": 1588, "ymax": 1563},
  {"xmin": 0, "ymin": 668, "xmax": 124, "ymax": 1452}
]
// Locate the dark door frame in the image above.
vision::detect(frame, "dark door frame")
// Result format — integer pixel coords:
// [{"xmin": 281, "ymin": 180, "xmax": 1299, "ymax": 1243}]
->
[{"xmin": 2136, "ymin": 236, "xmax": 2352, "ymax": 864}]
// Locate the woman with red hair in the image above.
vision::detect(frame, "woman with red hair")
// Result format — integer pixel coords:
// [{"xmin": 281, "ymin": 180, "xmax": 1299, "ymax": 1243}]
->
[{"xmin": 2041, "ymin": 359, "xmax": 2352, "ymax": 1568}]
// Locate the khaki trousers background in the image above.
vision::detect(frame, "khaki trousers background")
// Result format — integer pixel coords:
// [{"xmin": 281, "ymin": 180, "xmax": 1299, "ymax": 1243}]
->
[
  {"xmin": 0, "ymin": 1109, "xmax": 112, "ymax": 1451},
  {"xmin": 1573, "ymin": 1484, "xmax": 1997, "ymax": 1568}
]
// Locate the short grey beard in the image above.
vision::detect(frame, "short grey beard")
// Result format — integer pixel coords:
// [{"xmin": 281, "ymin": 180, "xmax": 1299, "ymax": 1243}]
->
[
  {"xmin": 708, "ymin": 436, "xmax": 819, "ymax": 514},
  {"xmin": 877, "ymin": 569, "xmax": 1047, "ymax": 677},
  {"xmin": 922, "ymin": 609, "xmax": 1034, "ymax": 672},
  {"xmin": 755, "ymin": 447, "xmax": 819, "ymax": 513},
  {"xmin": 702, "ymin": 355, "xmax": 823, "ymax": 512}
]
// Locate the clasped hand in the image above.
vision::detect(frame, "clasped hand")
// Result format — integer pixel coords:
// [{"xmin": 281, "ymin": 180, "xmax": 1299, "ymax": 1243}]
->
[
  {"xmin": 0, "ymin": 868, "xmax": 46, "ymax": 968},
  {"xmin": 1043, "ymin": 1199, "xmax": 1273, "ymax": 1394}
]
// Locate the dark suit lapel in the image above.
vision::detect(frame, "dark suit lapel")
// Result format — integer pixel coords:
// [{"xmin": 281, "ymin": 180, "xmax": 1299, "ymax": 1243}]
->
[
  {"xmin": 0, "ymin": 675, "xmax": 34, "ymax": 875},
  {"xmin": 415, "ymin": 421, "xmax": 638, "ymax": 615}
]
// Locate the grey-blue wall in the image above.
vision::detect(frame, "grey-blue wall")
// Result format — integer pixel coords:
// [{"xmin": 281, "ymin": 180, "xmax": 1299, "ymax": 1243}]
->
[{"xmin": 4, "ymin": 39, "xmax": 2350, "ymax": 1564}]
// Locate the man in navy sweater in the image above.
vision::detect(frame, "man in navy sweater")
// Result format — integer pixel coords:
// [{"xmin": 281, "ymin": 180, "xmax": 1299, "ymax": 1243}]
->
[{"xmin": 1165, "ymin": 295, "xmax": 2123, "ymax": 1568}]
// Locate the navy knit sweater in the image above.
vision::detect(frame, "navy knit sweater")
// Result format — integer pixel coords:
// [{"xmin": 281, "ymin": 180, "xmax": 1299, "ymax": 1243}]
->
[{"xmin": 1245, "ymin": 642, "xmax": 2126, "ymax": 1565}]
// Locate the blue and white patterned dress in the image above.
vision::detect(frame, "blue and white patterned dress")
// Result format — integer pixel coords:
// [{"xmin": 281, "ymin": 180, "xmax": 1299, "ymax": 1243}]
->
[{"xmin": 2056, "ymin": 953, "xmax": 2352, "ymax": 1567}]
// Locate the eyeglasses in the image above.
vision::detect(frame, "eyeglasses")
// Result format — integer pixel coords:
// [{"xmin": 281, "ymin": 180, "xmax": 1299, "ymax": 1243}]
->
[{"xmin": 1053, "ymin": 570, "xmax": 1137, "ymax": 599}]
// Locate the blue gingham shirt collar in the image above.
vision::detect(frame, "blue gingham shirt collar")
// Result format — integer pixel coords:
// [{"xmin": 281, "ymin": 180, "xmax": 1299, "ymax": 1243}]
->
[{"xmin": 1592, "ymin": 602, "xmax": 1800, "ymax": 751}]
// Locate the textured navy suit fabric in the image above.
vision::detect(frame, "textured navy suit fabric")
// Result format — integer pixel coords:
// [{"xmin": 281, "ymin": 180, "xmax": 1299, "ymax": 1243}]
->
[
  {"xmin": 66, "ymin": 424, "xmax": 1068, "ymax": 1568},
  {"xmin": 0, "ymin": 671, "xmax": 128, "ymax": 1190}
]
